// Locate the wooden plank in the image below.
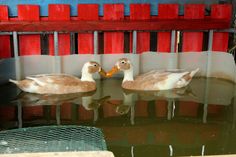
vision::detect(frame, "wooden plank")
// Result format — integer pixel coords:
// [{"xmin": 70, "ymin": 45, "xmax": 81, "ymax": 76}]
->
[
  {"xmin": 48, "ymin": 4, "xmax": 71, "ymax": 55},
  {"xmin": 18, "ymin": 5, "xmax": 41, "ymax": 56},
  {"xmin": 0, "ymin": 5, "xmax": 11, "ymax": 59},
  {"xmin": 130, "ymin": 4, "xmax": 150, "ymax": 53},
  {"xmin": 182, "ymin": 4, "xmax": 204, "ymax": 52},
  {"xmin": 211, "ymin": 4, "xmax": 232, "ymax": 52},
  {"xmin": 78, "ymin": 4, "xmax": 99, "ymax": 54},
  {"xmin": 103, "ymin": 4, "xmax": 124, "ymax": 54},
  {"xmin": 0, "ymin": 19, "xmax": 230, "ymax": 32},
  {"xmin": 157, "ymin": 4, "xmax": 179, "ymax": 52}
]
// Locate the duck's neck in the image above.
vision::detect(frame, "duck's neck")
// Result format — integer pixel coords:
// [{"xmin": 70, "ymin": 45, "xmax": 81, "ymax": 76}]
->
[
  {"xmin": 123, "ymin": 67, "xmax": 134, "ymax": 83},
  {"xmin": 81, "ymin": 67, "xmax": 95, "ymax": 82}
]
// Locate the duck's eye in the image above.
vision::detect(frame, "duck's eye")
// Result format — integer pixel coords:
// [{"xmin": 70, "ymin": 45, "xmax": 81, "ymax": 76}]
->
[
  {"xmin": 94, "ymin": 64, "xmax": 97, "ymax": 67},
  {"xmin": 121, "ymin": 61, "xmax": 125, "ymax": 64}
]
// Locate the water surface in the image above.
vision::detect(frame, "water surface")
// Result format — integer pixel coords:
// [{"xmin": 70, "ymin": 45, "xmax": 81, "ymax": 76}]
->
[{"xmin": 0, "ymin": 78, "xmax": 236, "ymax": 157}]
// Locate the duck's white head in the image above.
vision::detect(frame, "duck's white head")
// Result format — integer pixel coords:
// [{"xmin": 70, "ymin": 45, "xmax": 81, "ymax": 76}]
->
[
  {"xmin": 106, "ymin": 58, "xmax": 134, "ymax": 82},
  {"xmin": 81, "ymin": 61, "xmax": 106, "ymax": 82}
]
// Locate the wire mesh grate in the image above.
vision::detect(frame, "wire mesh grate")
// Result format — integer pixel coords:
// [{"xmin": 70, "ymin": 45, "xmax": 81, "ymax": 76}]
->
[{"xmin": 0, "ymin": 125, "xmax": 107, "ymax": 154}]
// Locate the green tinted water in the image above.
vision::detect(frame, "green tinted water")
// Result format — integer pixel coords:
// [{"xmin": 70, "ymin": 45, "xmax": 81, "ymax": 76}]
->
[{"xmin": 0, "ymin": 78, "xmax": 236, "ymax": 157}]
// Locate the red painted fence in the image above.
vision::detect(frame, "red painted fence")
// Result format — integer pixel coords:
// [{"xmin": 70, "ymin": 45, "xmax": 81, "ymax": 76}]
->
[{"xmin": 0, "ymin": 4, "xmax": 232, "ymax": 57}]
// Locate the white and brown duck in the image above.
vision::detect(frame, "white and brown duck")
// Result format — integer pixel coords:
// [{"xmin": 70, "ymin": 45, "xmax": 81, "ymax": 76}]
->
[
  {"xmin": 9, "ymin": 61, "xmax": 106, "ymax": 94},
  {"xmin": 105, "ymin": 58, "xmax": 199, "ymax": 91}
]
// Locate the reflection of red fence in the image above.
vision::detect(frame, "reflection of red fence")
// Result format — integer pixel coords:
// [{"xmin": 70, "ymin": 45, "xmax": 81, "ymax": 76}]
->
[
  {"xmin": 0, "ymin": 102, "xmax": 226, "ymax": 123},
  {"xmin": 0, "ymin": 4, "xmax": 232, "ymax": 58}
]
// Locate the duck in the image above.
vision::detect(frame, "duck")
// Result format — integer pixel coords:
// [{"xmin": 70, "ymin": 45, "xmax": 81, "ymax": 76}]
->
[
  {"xmin": 105, "ymin": 58, "xmax": 199, "ymax": 91},
  {"xmin": 9, "ymin": 61, "xmax": 107, "ymax": 94}
]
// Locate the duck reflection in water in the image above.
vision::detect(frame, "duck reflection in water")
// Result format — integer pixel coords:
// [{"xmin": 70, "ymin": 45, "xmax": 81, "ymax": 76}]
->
[
  {"xmin": 112, "ymin": 85, "xmax": 197, "ymax": 124},
  {"xmin": 12, "ymin": 91, "xmax": 111, "ymax": 111}
]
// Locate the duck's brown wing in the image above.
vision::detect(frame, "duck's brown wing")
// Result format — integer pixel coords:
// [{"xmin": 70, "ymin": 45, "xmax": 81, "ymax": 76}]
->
[
  {"xmin": 26, "ymin": 74, "xmax": 96, "ymax": 94},
  {"xmin": 27, "ymin": 74, "xmax": 81, "ymax": 86},
  {"xmin": 124, "ymin": 71, "xmax": 170, "ymax": 90},
  {"xmin": 136, "ymin": 70, "xmax": 170, "ymax": 82}
]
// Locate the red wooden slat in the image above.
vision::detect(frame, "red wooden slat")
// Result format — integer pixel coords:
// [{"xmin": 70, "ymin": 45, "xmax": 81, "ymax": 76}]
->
[
  {"xmin": 18, "ymin": 5, "xmax": 41, "ymax": 56},
  {"xmin": 129, "ymin": 4, "xmax": 150, "ymax": 114},
  {"xmin": 0, "ymin": 5, "xmax": 11, "ymax": 58},
  {"xmin": 48, "ymin": 4, "xmax": 70, "ymax": 55},
  {"xmin": 0, "ymin": 20, "xmax": 229, "ymax": 32},
  {"xmin": 178, "ymin": 101, "xmax": 199, "ymax": 117},
  {"xmin": 102, "ymin": 100, "xmax": 121, "ymax": 117},
  {"xmin": 157, "ymin": 4, "xmax": 178, "ymax": 52},
  {"xmin": 78, "ymin": 4, "xmax": 99, "ymax": 54},
  {"xmin": 211, "ymin": 4, "xmax": 232, "ymax": 52},
  {"xmin": 23, "ymin": 106, "xmax": 43, "ymax": 120},
  {"xmin": 130, "ymin": 4, "xmax": 150, "ymax": 53},
  {"xmin": 0, "ymin": 107, "xmax": 15, "ymax": 121},
  {"xmin": 60, "ymin": 103, "xmax": 72, "ymax": 120},
  {"xmin": 182, "ymin": 4, "xmax": 204, "ymax": 52},
  {"xmin": 135, "ymin": 101, "xmax": 148, "ymax": 117},
  {"xmin": 78, "ymin": 106, "xmax": 93, "ymax": 120},
  {"xmin": 155, "ymin": 100, "xmax": 167, "ymax": 117},
  {"xmin": 103, "ymin": 4, "xmax": 124, "ymax": 54},
  {"xmin": 0, "ymin": 5, "xmax": 8, "ymax": 21}
]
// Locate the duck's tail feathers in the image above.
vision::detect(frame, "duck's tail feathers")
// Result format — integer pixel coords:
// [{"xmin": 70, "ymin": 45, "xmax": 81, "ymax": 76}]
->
[
  {"xmin": 190, "ymin": 68, "xmax": 200, "ymax": 77},
  {"xmin": 9, "ymin": 79, "xmax": 19, "ymax": 85}
]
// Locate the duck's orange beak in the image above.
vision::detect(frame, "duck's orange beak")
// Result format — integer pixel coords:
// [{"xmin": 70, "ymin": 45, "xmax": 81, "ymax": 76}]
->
[
  {"xmin": 105, "ymin": 65, "xmax": 120, "ymax": 78},
  {"xmin": 99, "ymin": 68, "xmax": 107, "ymax": 77}
]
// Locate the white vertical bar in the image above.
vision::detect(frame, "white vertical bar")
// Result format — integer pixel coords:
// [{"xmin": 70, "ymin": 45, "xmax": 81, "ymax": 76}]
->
[
  {"xmin": 13, "ymin": 31, "xmax": 19, "ymax": 57},
  {"xmin": 17, "ymin": 103, "xmax": 22, "ymax": 128},
  {"xmin": 94, "ymin": 31, "xmax": 98, "ymax": 54},
  {"xmin": 169, "ymin": 145, "xmax": 173, "ymax": 156},
  {"xmin": 56, "ymin": 105, "xmax": 61, "ymax": 125},
  {"xmin": 131, "ymin": 146, "xmax": 134, "ymax": 157},
  {"xmin": 206, "ymin": 30, "xmax": 214, "ymax": 77},
  {"xmin": 93, "ymin": 109, "xmax": 99, "ymax": 123},
  {"xmin": 203, "ymin": 102, "xmax": 208, "ymax": 123},
  {"xmin": 170, "ymin": 30, "xmax": 176, "ymax": 53},
  {"xmin": 53, "ymin": 31, "xmax": 61, "ymax": 73},
  {"xmin": 176, "ymin": 31, "xmax": 180, "ymax": 52},
  {"xmin": 203, "ymin": 77, "xmax": 209, "ymax": 124},
  {"xmin": 201, "ymin": 145, "xmax": 205, "ymax": 156},
  {"xmin": 208, "ymin": 30, "xmax": 213, "ymax": 51},
  {"xmin": 130, "ymin": 105, "xmax": 135, "ymax": 125},
  {"xmin": 169, "ymin": 30, "xmax": 178, "ymax": 69},
  {"xmin": 167, "ymin": 100, "xmax": 172, "ymax": 120},
  {"xmin": 54, "ymin": 31, "xmax": 59, "ymax": 56},
  {"xmin": 132, "ymin": 31, "xmax": 137, "ymax": 54},
  {"xmin": 13, "ymin": 31, "xmax": 21, "ymax": 80},
  {"xmin": 172, "ymin": 100, "xmax": 175, "ymax": 118},
  {"xmin": 203, "ymin": 30, "xmax": 214, "ymax": 123}
]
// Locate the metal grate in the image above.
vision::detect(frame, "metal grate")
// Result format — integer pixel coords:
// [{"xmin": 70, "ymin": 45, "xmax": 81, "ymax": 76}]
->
[{"xmin": 0, "ymin": 125, "xmax": 107, "ymax": 154}]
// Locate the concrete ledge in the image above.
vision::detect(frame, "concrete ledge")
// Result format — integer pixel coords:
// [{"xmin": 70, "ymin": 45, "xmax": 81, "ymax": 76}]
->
[
  {"xmin": 0, "ymin": 151, "xmax": 115, "ymax": 157},
  {"xmin": 185, "ymin": 155, "xmax": 236, "ymax": 157}
]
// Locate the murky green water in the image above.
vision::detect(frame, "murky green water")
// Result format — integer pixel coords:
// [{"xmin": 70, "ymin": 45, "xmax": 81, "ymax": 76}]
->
[{"xmin": 0, "ymin": 78, "xmax": 236, "ymax": 157}]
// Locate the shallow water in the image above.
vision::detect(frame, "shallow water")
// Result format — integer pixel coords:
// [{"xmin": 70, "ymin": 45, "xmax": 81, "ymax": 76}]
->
[{"xmin": 0, "ymin": 78, "xmax": 236, "ymax": 157}]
